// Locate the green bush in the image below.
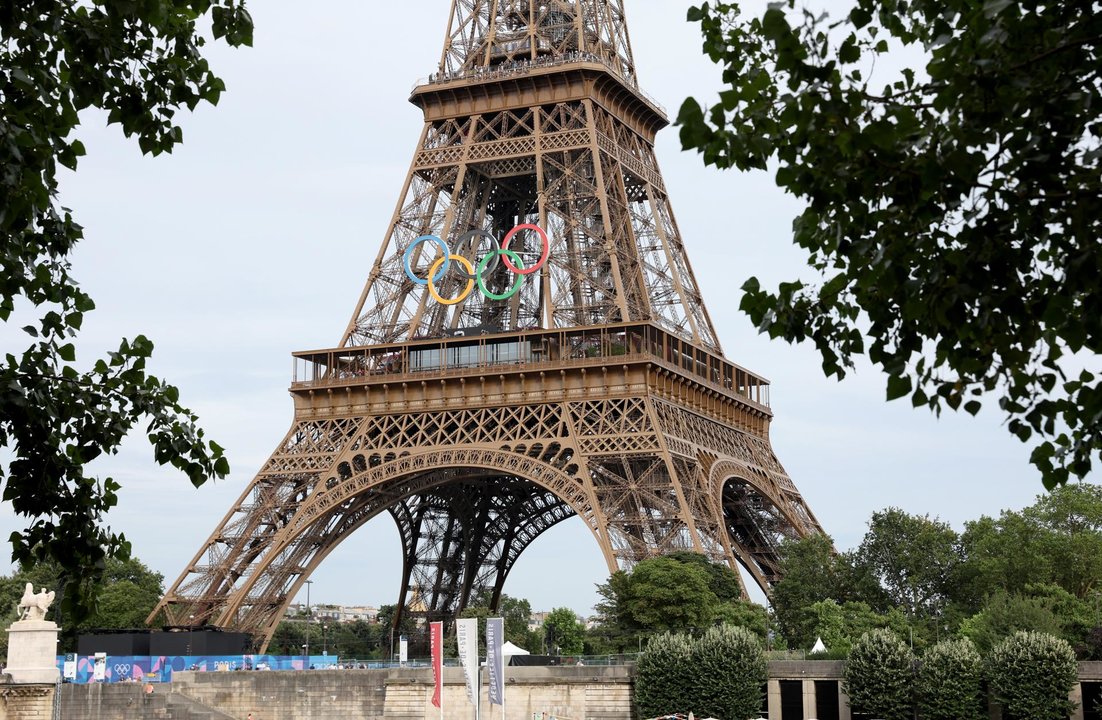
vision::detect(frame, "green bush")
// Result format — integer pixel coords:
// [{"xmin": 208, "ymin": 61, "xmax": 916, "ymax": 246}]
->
[
  {"xmin": 917, "ymin": 638, "xmax": 984, "ymax": 720},
  {"xmin": 634, "ymin": 632, "xmax": 695, "ymax": 718},
  {"xmin": 634, "ymin": 627, "xmax": 766, "ymax": 720},
  {"xmin": 691, "ymin": 625, "xmax": 767, "ymax": 720},
  {"xmin": 987, "ymin": 631, "xmax": 1077, "ymax": 720},
  {"xmin": 843, "ymin": 628, "xmax": 915, "ymax": 720}
]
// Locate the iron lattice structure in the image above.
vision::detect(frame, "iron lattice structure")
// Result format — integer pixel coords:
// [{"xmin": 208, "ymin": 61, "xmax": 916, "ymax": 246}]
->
[{"xmin": 151, "ymin": 0, "xmax": 826, "ymax": 651}]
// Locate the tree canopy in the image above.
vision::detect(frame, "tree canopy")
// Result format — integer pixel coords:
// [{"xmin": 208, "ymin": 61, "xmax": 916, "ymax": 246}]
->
[
  {"xmin": 679, "ymin": 0, "xmax": 1101, "ymax": 489},
  {"xmin": 0, "ymin": 556, "xmax": 164, "ymax": 653},
  {"xmin": 770, "ymin": 484, "xmax": 1102, "ymax": 657},
  {"xmin": 0, "ymin": 0, "xmax": 252, "ymax": 618},
  {"xmin": 590, "ymin": 552, "xmax": 771, "ymax": 653}
]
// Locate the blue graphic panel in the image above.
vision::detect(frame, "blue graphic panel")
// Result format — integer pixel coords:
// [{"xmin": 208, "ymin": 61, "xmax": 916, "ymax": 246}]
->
[{"xmin": 57, "ymin": 655, "xmax": 335, "ymax": 683}]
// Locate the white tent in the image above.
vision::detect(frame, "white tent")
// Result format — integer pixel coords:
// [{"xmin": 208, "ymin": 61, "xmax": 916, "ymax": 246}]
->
[
  {"xmin": 501, "ymin": 641, "xmax": 529, "ymax": 656},
  {"xmin": 810, "ymin": 636, "xmax": 828, "ymax": 654}
]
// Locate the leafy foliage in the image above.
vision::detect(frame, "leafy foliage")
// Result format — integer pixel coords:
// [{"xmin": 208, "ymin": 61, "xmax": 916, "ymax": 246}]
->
[
  {"xmin": 590, "ymin": 552, "xmax": 767, "ymax": 651},
  {"xmin": 856, "ymin": 508, "xmax": 960, "ymax": 618},
  {"xmin": 987, "ymin": 631, "xmax": 1078, "ymax": 720},
  {"xmin": 917, "ymin": 638, "xmax": 984, "ymax": 720},
  {"xmin": 0, "ymin": 557, "xmax": 164, "ymax": 653},
  {"xmin": 956, "ymin": 483, "xmax": 1102, "ymax": 603},
  {"xmin": 634, "ymin": 632, "xmax": 696, "ymax": 718},
  {"xmin": 806, "ymin": 598, "xmax": 909, "ymax": 656},
  {"xmin": 679, "ymin": 0, "xmax": 1101, "ymax": 489},
  {"xmin": 771, "ymin": 534, "xmax": 892, "ymax": 649},
  {"xmin": 772, "ymin": 487, "xmax": 1102, "ymax": 654},
  {"xmin": 843, "ymin": 629, "xmax": 915, "ymax": 720},
  {"xmin": 713, "ymin": 599, "xmax": 771, "ymax": 642},
  {"xmin": 959, "ymin": 586, "xmax": 1075, "ymax": 654},
  {"xmin": 543, "ymin": 607, "xmax": 585, "ymax": 655},
  {"xmin": 690, "ymin": 625, "xmax": 767, "ymax": 720},
  {"xmin": 0, "ymin": 1, "xmax": 252, "ymax": 619},
  {"xmin": 634, "ymin": 627, "xmax": 766, "ymax": 720}
]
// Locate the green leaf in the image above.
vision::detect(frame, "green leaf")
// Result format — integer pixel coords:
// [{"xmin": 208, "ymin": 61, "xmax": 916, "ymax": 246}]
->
[{"xmin": 886, "ymin": 374, "xmax": 912, "ymax": 401}]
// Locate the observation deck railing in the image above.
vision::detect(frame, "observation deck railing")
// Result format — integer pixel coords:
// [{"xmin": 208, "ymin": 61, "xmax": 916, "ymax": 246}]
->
[
  {"xmin": 412, "ymin": 51, "xmax": 667, "ymax": 119},
  {"xmin": 292, "ymin": 322, "xmax": 770, "ymax": 410}
]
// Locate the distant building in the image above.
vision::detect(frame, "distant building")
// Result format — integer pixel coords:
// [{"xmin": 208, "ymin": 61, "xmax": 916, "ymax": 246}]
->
[
  {"xmin": 283, "ymin": 603, "xmax": 380, "ymax": 623},
  {"xmin": 528, "ymin": 611, "xmax": 550, "ymax": 632}
]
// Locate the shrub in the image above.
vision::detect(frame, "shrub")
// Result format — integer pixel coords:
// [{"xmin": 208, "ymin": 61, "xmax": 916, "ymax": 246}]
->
[
  {"xmin": 634, "ymin": 632, "xmax": 695, "ymax": 718},
  {"xmin": 987, "ymin": 631, "xmax": 1077, "ymax": 720},
  {"xmin": 843, "ymin": 628, "xmax": 915, "ymax": 720},
  {"xmin": 634, "ymin": 626, "xmax": 767, "ymax": 720},
  {"xmin": 917, "ymin": 638, "xmax": 984, "ymax": 720},
  {"xmin": 691, "ymin": 625, "xmax": 767, "ymax": 720}
]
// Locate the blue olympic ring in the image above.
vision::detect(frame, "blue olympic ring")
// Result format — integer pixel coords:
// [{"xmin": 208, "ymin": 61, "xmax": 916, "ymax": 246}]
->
[{"xmin": 402, "ymin": 225, "xmax": 550, "ymax": 303}]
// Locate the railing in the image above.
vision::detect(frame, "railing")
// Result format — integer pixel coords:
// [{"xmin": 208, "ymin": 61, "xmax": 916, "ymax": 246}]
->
[
  {"xmin": 413, "ymin": 51, "xmax": 667, "ymax": 119},
  {"xmin": 310, "ymin": 653, "xmax": 640, "ymax": 669},
  {"xmin": 291, "ymin": 323, "xmax": 770, "ymax": 409}
]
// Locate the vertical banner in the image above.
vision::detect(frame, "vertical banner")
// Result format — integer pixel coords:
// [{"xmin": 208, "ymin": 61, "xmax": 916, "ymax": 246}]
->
[
  {"xmin": 93, "ymin": 653, "xmax": 106, "ymax": 682},
  {"xmin": 487, "ymin": 617, "xmax": 504, "ymax": 706},
  {"xmin": 399, "ymin": 635, "xmax": 408, "ymax": 664},
  {"xmin": 456, "ymin": 617, "xmax": 479, "ymax": 707},
  {"xmin": 431, "ymin": 621, "xmax": 444, "ymax": 709}
]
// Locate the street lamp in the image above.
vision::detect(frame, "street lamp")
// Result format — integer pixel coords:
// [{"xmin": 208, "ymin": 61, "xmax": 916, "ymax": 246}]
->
[
  {"xmin": 323, "ymin": 624, "xmax": 328, "ymax": 656},
  {"xmin": 303, "ymin": 579, "xmax": 313, "ymax": 667},
  {"xmin": 188, "ymin": 614, "xmax": 195, "ymax": 657}
]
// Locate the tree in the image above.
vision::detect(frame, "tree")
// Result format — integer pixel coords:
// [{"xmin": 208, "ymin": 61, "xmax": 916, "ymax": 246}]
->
[
  {"xmin": 807, "ymin": 599, "xmax": 909, "ymax": 656},
  {"xmin": 0, "ymin": 0, "xmax": 253, "ymax": 619},
  {"xmin": 843, "ymin": 629, "xmax": 915, "ymax": 720},
  {"xmin": 770, "ymin": 534, "xmax": 887, "ymax": 648},
  {"xmin": 713, "ymin": 599, "xmax": 772, "ymax": 643},
  {"xmin": 634, "ymin": 632, "xmax": 696, "ymax": 718},
  {"xmin": 955, "ymin": 484, "xmax": 1102, "ymax": 607},
  {"xmin": 959, "ymin": 584, "xmax": 1096, "ymax": 655},
  {"xmin": 679, "ymin": 0, "xmax": 1101, "ymax": 489},
  {"xmin": 0, "ymin": 556, "xmax": 164, "ymax": 654},
  {"xmin": 770, "ymin": 535, "xmax": 843, "ymax": 647},
  {"xmin": 543, "ymin": 607, "xmax": 585, "ymax": 655},
  {"xmin": 665, "ymin": 550, "xmax": 744, "ymax": 603},
  {"xmin": 635, "ymin": 627, "xmax": 766, "ymax": 720},
  {"xmin": 855, "ymin": 509, "xmax": 960, "ymax": 619},
  {"xmin": 617, "ymin": 556, "xmax": 718, "ymax": 633},
  {"xmin": 987, "ymin": 631, "xmax": 1078, "ymax": 720},
  {"xmin": 690, "ymin": 625, "xmax": 767, "ymax": 720},
  {"xmin": 591, "ymin": 554, "xmax": 737, "ymax": 651},
  {"xmin": 466, "ymin": 590, "xmax": 540, "ymax": 650},
  {"xmin": 917, "ymin": 638, "xmax": 985, "ymax": 720}
]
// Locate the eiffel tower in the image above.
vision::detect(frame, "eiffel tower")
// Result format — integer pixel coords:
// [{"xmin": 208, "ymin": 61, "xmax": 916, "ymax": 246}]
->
[{"xmin": 150, "ymin": 0, "xmax": 826, "ymax": 651}]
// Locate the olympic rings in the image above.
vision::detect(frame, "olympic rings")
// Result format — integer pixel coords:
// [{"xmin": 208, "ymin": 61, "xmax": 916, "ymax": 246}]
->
[
  {"xmin": 402, "ymin": 224, "xmax": 549, "ymax": 304},
  {"xmin": 501, "ymin": 224, "xmax": 549, "ymax": 275},
  {"xmin": 427, "ymin": 255, "xmax": 475, "ymax": 306}
]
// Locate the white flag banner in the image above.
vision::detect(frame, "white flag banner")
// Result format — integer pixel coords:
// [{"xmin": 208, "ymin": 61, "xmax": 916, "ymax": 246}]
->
[
  {"xmin": 487, "ymin": 617, "xmax": 504, "ymax": 706},
  {"xmin": 456, "ymin": 617, "xmax": 479, "ymax": 706}
]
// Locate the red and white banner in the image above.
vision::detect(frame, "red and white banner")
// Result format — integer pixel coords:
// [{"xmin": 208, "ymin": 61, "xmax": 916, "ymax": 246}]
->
[{"xmin": 431, "ymin": 621, "xmax": 444, "ymax": 709}]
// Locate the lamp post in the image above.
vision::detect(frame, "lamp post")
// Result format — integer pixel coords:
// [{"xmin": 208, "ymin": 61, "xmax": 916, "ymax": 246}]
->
[
  {"xmin": 188, "ymin": 614, "xmax": 195, "ymax": 657},
  {"xmin": 304, "ymin": 579, "xmax": 313, "ymax": 667},
  {"xmin": 323, "ymin": 624, "xmax": 328, "ymax": 656}
]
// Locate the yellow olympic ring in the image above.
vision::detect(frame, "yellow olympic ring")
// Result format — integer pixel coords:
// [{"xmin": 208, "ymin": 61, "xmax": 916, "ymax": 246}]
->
[{"xmin": 427, "ymin": 255, "xmax": 475, "ymax": 306}]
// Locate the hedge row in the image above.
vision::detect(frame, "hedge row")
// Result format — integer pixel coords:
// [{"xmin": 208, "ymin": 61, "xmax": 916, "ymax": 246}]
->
[
  {"xmin": 635, "ymin": 625, "xmax": 766, "ymax": 720},
  {"xmin": 845, "ymin": 629, "xmax": 1078, "ymax": 720}
]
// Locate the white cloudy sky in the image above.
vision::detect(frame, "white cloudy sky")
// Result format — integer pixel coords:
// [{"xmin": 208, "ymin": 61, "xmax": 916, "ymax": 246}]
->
[{"xmin": 0, "ymin": 1, "xmax": 1058, "ymax": 616}]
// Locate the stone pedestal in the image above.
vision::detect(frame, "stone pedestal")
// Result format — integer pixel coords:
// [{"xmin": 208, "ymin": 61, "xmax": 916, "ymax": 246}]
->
[{"xmin": 5, "ymin": 620, "xmax": 59, "ymax": 684}]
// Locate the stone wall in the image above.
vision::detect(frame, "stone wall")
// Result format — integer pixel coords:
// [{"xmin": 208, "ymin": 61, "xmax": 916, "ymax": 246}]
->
[
  {"xmin": 0, "ymin": 685, "xmax": 54, "ymax": 720},
  {"xmin": 45, "ymin": 660, "xmax": 1102, "ymax": 720},
  {"xmin": 168, "ymin": 665, "xmax": 633, "ymax": 720}
]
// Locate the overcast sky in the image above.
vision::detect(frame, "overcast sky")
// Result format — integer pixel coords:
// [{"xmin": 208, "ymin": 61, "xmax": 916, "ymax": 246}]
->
[{"xmin": 0, "ymin": 1, "xmax": 1061, "ymax": 618}]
